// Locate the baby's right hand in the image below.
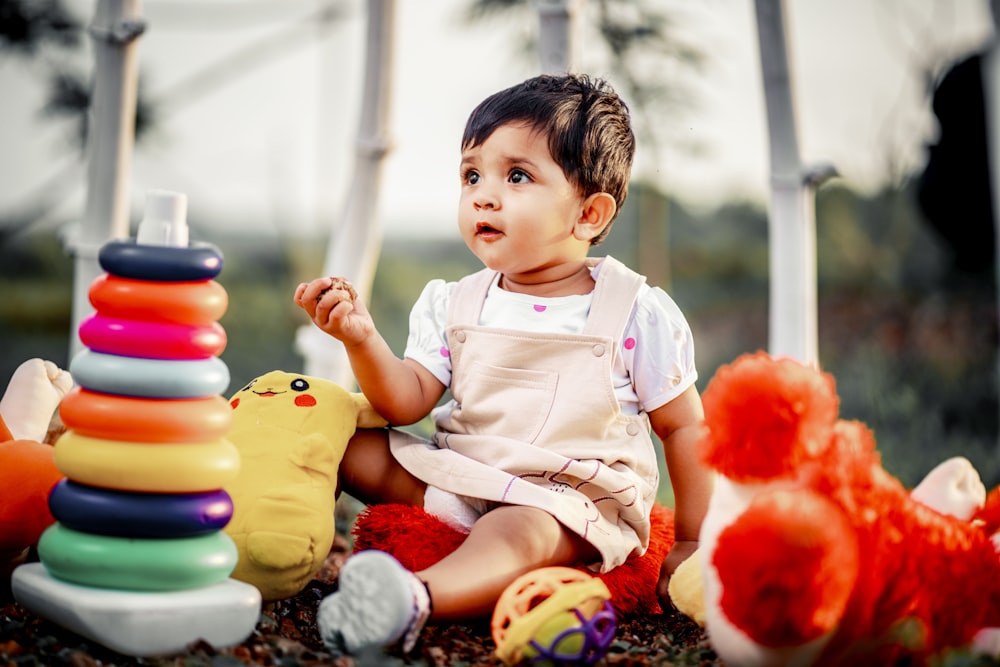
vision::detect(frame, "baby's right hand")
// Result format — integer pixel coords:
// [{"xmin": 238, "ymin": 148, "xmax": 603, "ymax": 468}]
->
[{"xmin": 294, "ymin": 277, "xmax": 374, "ymax": 346}]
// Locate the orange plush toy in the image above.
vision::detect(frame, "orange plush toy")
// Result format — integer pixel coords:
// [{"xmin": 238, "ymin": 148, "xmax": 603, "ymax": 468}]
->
[
  {"xmin": 0, "ymin": 359, "xmax": 71, "ymax": 581},
  {"xmin": 0, "ymin": 415, "xmax": 64, "ymax": 575},
  {"xmin": 691, "ymin": 352, "xmax": 1000, "ymax": 666}
]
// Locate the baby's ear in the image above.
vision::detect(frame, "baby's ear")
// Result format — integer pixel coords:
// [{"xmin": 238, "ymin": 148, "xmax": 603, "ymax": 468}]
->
[{"xmin": 575, "ymin": 192, "xmax": 617, "ymax": 242}]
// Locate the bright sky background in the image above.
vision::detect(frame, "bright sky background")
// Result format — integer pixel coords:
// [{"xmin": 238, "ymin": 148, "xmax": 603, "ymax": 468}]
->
[{"xmin": 0, "ymin": 0, "xmax": 995, "ymax": 240}]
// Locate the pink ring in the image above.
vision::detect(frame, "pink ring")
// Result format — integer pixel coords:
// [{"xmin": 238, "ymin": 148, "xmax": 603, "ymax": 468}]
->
[
  {"xmin": 60, "ymin": 387, "xmax": 233, "ymax": 443},
  {"xmin": 89, "ymin": 274, "xmax": 228, "ymax": 325},
  {"xmin": 79, "ymin": 314, "xmax": 226, "ymax": 360}
]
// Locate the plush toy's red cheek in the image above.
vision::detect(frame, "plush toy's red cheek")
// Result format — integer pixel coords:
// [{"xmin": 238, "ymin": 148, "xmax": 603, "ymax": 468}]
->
[
  {"xmin": 230, "ymin": 398, "xmax": 240, "ymax": 409},
  {"xmin": 295, "ymin": 395, "xmax": 316, "ymax": 407}
]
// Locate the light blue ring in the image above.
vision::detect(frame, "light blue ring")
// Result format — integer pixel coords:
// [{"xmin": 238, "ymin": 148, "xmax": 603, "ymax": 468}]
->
[{"xmin": 70, "ymin": 350, "xmax": 230, "ymax": 398}]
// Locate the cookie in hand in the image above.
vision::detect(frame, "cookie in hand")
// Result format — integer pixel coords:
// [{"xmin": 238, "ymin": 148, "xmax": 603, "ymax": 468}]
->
[{"xmin": 317, "ymin": 277, "xmax": 357, "ymax": 303}]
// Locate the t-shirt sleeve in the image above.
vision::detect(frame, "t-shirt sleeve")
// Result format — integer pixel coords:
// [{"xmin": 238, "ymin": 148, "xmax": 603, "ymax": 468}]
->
[
  {"xmin": 403, "ymin": 278, "xmax": 453, "ymax": 387},
  {"xmin": 627, "ymin": 285, "xmax": 698, "ymax": 412}
]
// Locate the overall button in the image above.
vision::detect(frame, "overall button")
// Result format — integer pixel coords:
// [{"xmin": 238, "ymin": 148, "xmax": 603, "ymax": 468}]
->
[{"xmin": 592, "ymin": 344, "xmax": 606, "ymax": 357}]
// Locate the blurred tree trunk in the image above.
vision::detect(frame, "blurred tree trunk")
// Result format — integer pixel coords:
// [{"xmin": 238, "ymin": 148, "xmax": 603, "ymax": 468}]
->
[
  {"xmin": 535, "ymin": 0, "xmax": 580, "ymax": 73},
  {"xmin": 637, "ymin": 186, "xmax": 669, "ymax": 289}
]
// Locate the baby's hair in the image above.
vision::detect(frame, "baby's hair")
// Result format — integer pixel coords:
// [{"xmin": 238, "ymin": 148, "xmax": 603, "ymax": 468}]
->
[{"xmin": 461, "ymin": 73, "xmax": 636, "ymax": 245}]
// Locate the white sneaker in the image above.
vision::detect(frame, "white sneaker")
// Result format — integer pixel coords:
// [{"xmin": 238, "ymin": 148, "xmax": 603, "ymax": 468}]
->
[{"xmin": 318, "ymin": 550, "xmax": 431, "ymax": 656}]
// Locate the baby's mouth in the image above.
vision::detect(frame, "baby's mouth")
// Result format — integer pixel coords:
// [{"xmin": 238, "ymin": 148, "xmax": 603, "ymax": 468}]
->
[{"xmin": 475, "ymin": 222, "xmax": 502, "ymax": 237}]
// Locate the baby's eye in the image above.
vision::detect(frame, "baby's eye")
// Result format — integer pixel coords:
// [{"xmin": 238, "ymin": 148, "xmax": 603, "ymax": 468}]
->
[
  {"xmin": 462, "ymin": 169, "xmax": 480, "ymax": 185},
  {"xmin": 509, "ymin": 169, "xmax": 531, "ymax": 184}
]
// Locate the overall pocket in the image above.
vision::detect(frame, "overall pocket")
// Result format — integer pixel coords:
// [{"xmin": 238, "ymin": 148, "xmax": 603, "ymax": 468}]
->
[{"xmin": 448, "ymin": 361, "xmax": 557, "ymax": 444}]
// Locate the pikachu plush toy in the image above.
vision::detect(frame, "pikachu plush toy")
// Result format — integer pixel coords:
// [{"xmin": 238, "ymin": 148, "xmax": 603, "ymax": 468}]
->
[{"xmin": 224, "ymin": 371, "xmax": 386, "ymax": 601}]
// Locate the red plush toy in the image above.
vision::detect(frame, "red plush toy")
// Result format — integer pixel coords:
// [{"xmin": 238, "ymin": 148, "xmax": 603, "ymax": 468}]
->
[
  {"xmin": 352, "ymin": 501, "xmax": 676, "ymax": 616},
  {"xmin": 694, "ymin": 352, "xmax": 1000, "ymax": 666}
]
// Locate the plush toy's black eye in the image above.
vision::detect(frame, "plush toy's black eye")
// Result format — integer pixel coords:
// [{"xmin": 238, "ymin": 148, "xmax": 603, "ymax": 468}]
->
[
  {"xmin": 290, "ymin": 378, "xmax": 310, "ymax": 392},
  {"xmin": 241, "ymin": 379, "xmax": 257, "ymax": 392}
]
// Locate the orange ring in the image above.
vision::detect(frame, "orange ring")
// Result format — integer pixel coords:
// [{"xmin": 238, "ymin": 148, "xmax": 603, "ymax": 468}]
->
[
  {"xmin": 89, "ymin": 274, "xmax": 228, "ymax": 325},
  {"xmin": 54, "ymin": 431, "xmax": 240, "ymax": 493},
  {"xmin": 59, "ymin": 387, "xmax": 232, "ymax": 443}
]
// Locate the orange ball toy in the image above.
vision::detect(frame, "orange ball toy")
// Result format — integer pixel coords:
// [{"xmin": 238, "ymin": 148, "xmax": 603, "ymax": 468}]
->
[
  {"xmin": 0, "ymin": 414, "xmax": 63, "ymax": 572},
  {"xmin": 491, "ymin": 567, "xmax": 616, "ymax": 666}
]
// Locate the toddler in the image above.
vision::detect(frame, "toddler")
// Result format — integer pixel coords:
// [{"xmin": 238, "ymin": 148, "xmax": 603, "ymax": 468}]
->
[{"xmin": 294, "ymin": 73, "xmax": 713, "ymax": 656}]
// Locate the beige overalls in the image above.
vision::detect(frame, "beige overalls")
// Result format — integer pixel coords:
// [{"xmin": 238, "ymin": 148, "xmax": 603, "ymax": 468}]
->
[{"xmin": 391, "ymin": 257, "xmax": 660, "ymax": 571}]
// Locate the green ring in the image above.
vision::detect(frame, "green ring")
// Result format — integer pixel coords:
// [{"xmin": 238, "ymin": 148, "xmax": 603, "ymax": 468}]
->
[{"xmin": 38, "ymin": 524, "xmax": 238, "ymax": 591}]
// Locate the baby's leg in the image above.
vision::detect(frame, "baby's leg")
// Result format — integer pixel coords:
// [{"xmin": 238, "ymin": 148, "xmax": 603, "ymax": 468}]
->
[
  {"xmin": 337, "ymin": 428, "xmax": 426, "ymax": 506},
  {"xmin": 316, "ymin": 503, "xmax": 597, "ymax": 654},
  {"xmin": 418, "ymin": 505, "xmax": 600, "ymax": 620}
]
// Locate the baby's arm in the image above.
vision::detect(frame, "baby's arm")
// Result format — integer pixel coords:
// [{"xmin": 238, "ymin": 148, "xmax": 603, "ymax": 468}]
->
[
  {"xmin": 648, "ymin": 384, "xmax": 713, "ymax": 607},
  {"xmin": 294, "ymin": 277, "xmax": 445, "ymax": 424}
]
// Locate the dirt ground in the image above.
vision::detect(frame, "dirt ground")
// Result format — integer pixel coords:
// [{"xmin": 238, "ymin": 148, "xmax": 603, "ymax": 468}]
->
[{"xmin": 0, "ymin": 534, "xmax": 720, "ymax": 667}]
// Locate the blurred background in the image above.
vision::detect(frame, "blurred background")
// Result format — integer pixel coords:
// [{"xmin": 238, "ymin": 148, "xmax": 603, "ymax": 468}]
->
[{"xmin": 1, "ymin": 0, "xmax": 997, "ymax": 491}]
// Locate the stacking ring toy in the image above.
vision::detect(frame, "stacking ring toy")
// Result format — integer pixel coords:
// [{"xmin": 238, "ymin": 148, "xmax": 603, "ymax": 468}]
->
[
  {"xmin": 38, "ymin": 524, "xmax": 237, "ymax": 591},
  {"xmin": 70, "ymin": 350, "xmax": 231, "ymax": 398},
  {"xmin": 99, "ymin": 240, "xmax": 223, "ymax": 282},
  {"xmin": 79, "ymin": 314, "xmax": 226, "ymax": 360},
  {"xmin": 54, "ymin": 432, "xmax": 240, "ymax": 493},
  {"xmin": 89, "ymin": 274, "xmax": 228, "ymax": 325},
  {"xmin": 49, "ymin": 479, "xmax": 234, "ymax": 538},
  {"xmin": 60, "ymin": 388, "xmax": 232, "ymax": 443}
]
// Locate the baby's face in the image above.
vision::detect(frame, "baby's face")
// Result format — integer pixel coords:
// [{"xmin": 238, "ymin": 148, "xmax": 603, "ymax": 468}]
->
[{"xmin": 457, "ymin": 123, "xmax": 589, "ymax": 283}]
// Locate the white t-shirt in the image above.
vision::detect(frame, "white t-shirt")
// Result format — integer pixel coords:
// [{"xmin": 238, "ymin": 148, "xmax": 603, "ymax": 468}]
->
[{"xmin": 404, "ymin": 261, "xmax": 698, "ymax": 416}]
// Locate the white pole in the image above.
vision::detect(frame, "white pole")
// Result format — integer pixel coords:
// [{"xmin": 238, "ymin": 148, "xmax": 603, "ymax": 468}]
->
[
  {"xmin": 753, "ymin": 0, "xmax": 818, "ymax": 366},
  {"xmin": 67, "ymin": 0, "xmax": 145, "ymax": 361},
  {"xmin": 535, "ymin": 0, "xmax": 580, "ymax": 74},
  {"xmin": 296, "ymin": 0, "xmax": 396, "ymax": 386}
]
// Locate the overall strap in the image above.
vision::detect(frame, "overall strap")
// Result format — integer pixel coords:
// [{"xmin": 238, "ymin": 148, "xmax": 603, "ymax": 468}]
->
[
  {"xmin": 446, "ymin": 267, "xmax": 496, "ymax": 326},
  {"xmin": 582, "ymin": 256, "xmax": 646, "ymax": 341}
]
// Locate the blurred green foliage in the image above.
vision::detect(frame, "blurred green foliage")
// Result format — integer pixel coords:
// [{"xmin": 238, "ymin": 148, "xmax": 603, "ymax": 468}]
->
[{"xmin": 1, "ymin": 179, "xmax": 996, "ymax": 496}]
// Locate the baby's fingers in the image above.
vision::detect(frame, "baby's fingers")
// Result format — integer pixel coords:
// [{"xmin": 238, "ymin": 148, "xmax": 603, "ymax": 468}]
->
[
  {"xmin": 316, "ymin": 276, "xmax": 357, "ymax": 304},
  {"xmin": 293, "ymin": 282, "xmax": 309, "ymax": 306}
]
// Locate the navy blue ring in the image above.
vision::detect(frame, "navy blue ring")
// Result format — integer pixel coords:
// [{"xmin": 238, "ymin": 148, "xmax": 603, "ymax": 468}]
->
[
  {"xmin": 99, "ymin": 240, "xmax": 223, "ymax": 282},
  {"xmin": 48, "ymin": 479, "xmax": 234, "ymax": 538}
]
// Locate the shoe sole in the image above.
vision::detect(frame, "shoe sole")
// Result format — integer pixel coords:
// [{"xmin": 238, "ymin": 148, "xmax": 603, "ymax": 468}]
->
[{"xmin": 318, "ymin": 550, "xmax": 419, "ymax": 654}]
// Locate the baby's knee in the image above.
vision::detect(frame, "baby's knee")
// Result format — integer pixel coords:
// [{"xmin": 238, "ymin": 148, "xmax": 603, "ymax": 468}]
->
[
  {"xmin": 340, "ymin": 429, "xmax": 424, "ymax": 506},
  {"xmin": 476, "ymin": 507, "xmax": 561, "ymax": 556}
]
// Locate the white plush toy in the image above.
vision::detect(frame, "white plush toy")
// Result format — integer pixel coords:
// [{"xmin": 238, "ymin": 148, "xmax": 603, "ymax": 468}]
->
[{"xmin": 0, "ymin": 358, "xmax": 73, "ymax": 443}]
